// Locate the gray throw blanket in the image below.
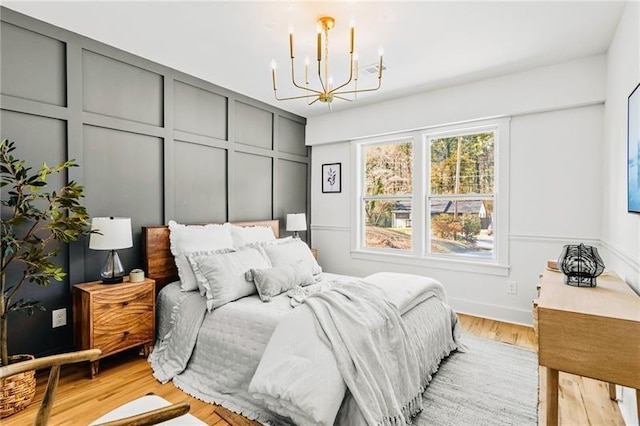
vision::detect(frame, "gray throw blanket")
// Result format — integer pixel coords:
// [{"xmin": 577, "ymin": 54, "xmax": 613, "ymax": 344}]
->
[{"xmin": 304, "ymin": 281, "xmax": 422, "ymax": 426}]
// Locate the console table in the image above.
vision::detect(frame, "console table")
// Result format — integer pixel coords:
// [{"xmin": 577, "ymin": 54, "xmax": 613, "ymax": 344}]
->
[{"xmin": 536, "ymin": 268, "xmax": 640, "ymax": 425}]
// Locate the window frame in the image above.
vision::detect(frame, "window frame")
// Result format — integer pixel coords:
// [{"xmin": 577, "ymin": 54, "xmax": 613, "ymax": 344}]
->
[
  {"xmin": 351, "ymin": 117, "xmax": 510, "ymax": 276},
  {"xmin": 358, "ymin": 137, "xmax": 415, "ymax": 254}
]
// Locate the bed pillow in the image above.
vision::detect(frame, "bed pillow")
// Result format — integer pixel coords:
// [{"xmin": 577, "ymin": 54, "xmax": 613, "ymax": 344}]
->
[
  {"xmin": 262, "ymin": 238, "xmax": 322, "ymax": 276},
  {"xmin": 184, "ymin": 248, "xmax": 234, "ymax": 295},
  {"xmin": 228, "ymin": 224, "xmax": 276, "ymax": 248},
  {"xmin": 248, "ymin": 262, "xmax": 315, "ymax": 302},
  {"xmin": 168, "ymin": 220, "xmax": 235, "ymax": 292},
  {"xmin": 188, "ymin": 247, "xmax": 271, "ymax": 311}
]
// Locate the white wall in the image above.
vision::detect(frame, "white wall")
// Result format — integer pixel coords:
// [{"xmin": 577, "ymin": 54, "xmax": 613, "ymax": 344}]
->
[
  {"xmin": 601, "ymin": 3, "xmax": 640, "ymax": 425},
  {"xmin": 309, "ymin": 55, "xmax": 606, "ymax": 325},
  {"xmin": 307, "ymin": 55, "xmax": 606, "ymax": 145}
]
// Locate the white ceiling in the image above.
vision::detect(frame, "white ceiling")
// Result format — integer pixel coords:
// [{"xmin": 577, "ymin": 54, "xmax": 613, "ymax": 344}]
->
[{"xmin": 3, "ymin": 1, "xmax": 625, "ymax": 118}]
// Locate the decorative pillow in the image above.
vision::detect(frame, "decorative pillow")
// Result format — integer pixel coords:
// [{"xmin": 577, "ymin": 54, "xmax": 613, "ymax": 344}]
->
[
  {"xmin": 247, "ymin": 261, "xmax": 315, "ymax": 302},
  {"xmin": 184, "ymin": 248, "xmax": 234, "ymax": 295},
  {"xmin": 188, "ymin": 247, "xmax": 271, "ymax": 311},
  {"xmin": 168, "ymin": 221, "xmax": 235, "ymax": 292},
  {"xmin": 260, "ymin": 236, "xmax": 293, "ymax": 246},
  {"xmin": 262, "ymin": 238, "xmax": 322, "ymax": 276},
  {"xmin": 228, "ymin": 224, "xmax": 276, "ymax": 248}
]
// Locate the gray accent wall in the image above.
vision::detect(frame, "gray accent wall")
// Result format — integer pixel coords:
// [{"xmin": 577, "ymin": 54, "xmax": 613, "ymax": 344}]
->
[{"xmin": 0, "ymin": 7, "xmax": 309, "ymax": 357}]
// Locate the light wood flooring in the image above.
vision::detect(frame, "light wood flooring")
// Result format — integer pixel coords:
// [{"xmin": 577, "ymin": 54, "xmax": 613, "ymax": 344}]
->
[{"xmin": 3, "ymin": 313, "xmax": 624, "ymax": 425}]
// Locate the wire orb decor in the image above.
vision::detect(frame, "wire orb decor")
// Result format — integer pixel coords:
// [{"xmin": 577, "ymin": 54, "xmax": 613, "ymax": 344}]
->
[{"xmin": 557, "ymin": 243, "xmax": 605, "ymax": 287}]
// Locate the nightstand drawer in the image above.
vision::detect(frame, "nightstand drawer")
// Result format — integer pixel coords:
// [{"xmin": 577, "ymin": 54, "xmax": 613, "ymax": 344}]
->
[
  {"xmin": 94, "ymin": 312, "xmax": 154, "ymax": 354},
  {"xmin": 93, "ymin": 283, "xmax": 153, "ymax": 307},
  {"xmin": 93, "ymin": 286, "xmax": 153, "ymax": 315}
]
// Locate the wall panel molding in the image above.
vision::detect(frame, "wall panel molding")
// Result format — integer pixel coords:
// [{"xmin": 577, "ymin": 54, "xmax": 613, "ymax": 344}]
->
[
  {"xmin": 601, "ymin": 239, "xmax": 640, "ymax": 273},
  {"xmin": 0, "ymin": 6, "xmax": 307, "ymax": 357},
  {"xmin": 0, "ymin": 94, "xmax": 70, "ymax": 120},
  {"xmin": 508, "ymin": 233, "xmax": 600, "ymax": 244}
]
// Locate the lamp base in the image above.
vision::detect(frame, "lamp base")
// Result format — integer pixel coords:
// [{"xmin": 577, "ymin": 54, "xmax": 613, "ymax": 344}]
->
[
  {"xmin": 101, "ymin": 276, "xmax": 124, "ymax": 285},
  {"xmin": 100, "ymin": 250, "xmax": 125, "ymax": 285}
]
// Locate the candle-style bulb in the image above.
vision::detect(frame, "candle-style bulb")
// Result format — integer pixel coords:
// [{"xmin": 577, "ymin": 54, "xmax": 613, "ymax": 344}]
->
[
  {"xmin": 271, "ymin": 60, "xmax": 277, "ymax": 91},
  {"xmin": 378, "ymin": 47, "xmax": 384, "ymax": 57},
  {"xmin": 289, "ymin": 26, "xmax": 294, "ymax": 58},
  {"xmin": 349, "ymin": 23, "xmax": 355, "ymax": 53},
  {"xmin": 353, "ymin": 52, "xmax": 359, "ymax": 79},
  {"xmin": 317, "ymin": 27, "xmax": 322, "ymax": 61}
]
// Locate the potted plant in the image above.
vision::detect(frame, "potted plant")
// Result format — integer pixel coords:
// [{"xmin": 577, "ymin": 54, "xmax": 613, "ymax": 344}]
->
[{"xmin": 0, "ymin": 139, "xmax": 92, "ymax": 417}]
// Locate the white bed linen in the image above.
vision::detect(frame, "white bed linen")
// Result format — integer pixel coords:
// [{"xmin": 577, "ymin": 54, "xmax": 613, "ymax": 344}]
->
[
  {"xmin": 151, "ymin": 272, "xmax": 460, "ymax": 425},
  {"xmin": 153, "ymin": 273, "xmax": 358, "ymax": 424},
  {"xmin": 248, "ymin": 273, "xmax": 459, "ymax": 425}
]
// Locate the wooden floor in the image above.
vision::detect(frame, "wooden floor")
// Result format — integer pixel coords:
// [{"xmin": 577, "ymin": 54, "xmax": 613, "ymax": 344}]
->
[{"xmin": 3, "ymin": 313, "xmax": 624, "ymax": 425}]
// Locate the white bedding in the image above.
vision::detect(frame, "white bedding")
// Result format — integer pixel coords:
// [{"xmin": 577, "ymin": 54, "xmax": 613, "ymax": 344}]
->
[{"xmin": 151, "ymin": 272, "xmax": 461, "ymax": 425}]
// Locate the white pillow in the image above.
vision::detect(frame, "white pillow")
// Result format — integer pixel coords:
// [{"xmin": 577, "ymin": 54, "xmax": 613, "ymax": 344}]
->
[
  {"xmin": 184, "ymin": 248, "xmax": 234, "ymax": 295},
  {"xmin": 168, "ymin": 220, "xmax": 235, "ymax": 292},
  {"xmin": 248, "ymin": 261, "xmax": 315, "ymax": 302},
  {"xmin": 188, "ymin": 247, "xmax": 271, "ymax": 311},
  {"xmin": 262, "ymin": 238, "xmax": 322, "ymax": 276},
  {"xmin": 229, "ymin": 224, "xmax": 276, "ymax": 248}
]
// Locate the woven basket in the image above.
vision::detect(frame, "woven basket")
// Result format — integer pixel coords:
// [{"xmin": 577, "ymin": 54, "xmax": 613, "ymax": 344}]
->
[{"xmin": 0, "ymin": 354, "xmax": 36, "ymax": 418}]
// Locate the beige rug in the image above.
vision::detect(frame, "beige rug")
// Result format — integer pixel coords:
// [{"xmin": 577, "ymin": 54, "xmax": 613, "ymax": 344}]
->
[{"xmin": 416, "ymin": 334, "xmax": 538, "ymax": 425}]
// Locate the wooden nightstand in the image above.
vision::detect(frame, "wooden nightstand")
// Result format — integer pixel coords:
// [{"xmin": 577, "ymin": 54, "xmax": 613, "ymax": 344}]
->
[
  {"xmin": 311, "ymin": 247, "xmax": 318, "ymax": 260},
  {"xmin": 73, "ymin": 277, "xmax": 155, "ymax": 378}
]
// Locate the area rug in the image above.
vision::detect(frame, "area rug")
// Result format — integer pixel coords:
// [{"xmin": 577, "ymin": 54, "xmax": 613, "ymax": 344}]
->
[{"xmin": 416, "ymin": 334, "xmax": 538, "ymax": 426}]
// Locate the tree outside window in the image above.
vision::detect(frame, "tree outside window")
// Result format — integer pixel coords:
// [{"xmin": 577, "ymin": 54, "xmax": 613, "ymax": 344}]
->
[
  {"xmin": 362, "ymin": 142, "xmax": 412, "ymax": 250},
  {"xmin": 428, "ymin": 131, "xmax": 495, "ymax": 258}
]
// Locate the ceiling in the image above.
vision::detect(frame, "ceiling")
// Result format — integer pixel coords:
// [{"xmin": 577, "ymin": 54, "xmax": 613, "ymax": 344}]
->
[{"xmin": 3, "ymin": 1, "xmax": 625, "ymax": 118}]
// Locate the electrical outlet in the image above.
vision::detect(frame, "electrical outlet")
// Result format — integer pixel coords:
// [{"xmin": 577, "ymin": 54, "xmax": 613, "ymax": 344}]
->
[
  {"xmin": 507, "ymin": 281, "xmax": 517, "ymax": 295},
  {"xmin": 52, "ymin": 308, "xmax": 67, "ymax": 328}
]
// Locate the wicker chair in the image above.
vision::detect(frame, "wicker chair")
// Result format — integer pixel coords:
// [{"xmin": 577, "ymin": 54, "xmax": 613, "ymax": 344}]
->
[{"xmin": 0, "ymin": 349, "xmax": 198, "ymax": 426}]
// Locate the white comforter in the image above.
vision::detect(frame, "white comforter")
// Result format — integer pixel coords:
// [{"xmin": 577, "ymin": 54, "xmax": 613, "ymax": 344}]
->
[
  {"xmin": 248, "ymin": 272, "xmax": 456, "ymax": 426},
  {"xmin": 149, "ymin": 272, "xmax": 460, "ymax": 425}
]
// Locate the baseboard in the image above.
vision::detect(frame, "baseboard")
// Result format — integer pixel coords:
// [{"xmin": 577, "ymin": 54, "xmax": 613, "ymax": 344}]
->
[
  {"xmin": 449, "ymin": 297, "xmax": 533, "ymax": 327},
  {"xmin": 36, "ymin": 344, "xmax": 75, "ymax": 358},
  {"xmin": 618, "ymin": 385, "xmax": 639, "ymax": 426}
]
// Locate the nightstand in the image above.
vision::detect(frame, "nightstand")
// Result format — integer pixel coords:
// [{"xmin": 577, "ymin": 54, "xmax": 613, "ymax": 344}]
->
[
  {"xmin": 73, "ymin": 277, "xmax": 155, "ymax": 378},
  {"xmin": 311, "ymin": 247, "xmax": 318, "ymax": 260}
]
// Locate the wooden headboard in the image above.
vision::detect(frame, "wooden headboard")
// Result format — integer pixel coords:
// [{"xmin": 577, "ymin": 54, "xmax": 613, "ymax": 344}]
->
[{"xmin": 142, "ymin": 220, "xmax": 279, "ymax": 291}]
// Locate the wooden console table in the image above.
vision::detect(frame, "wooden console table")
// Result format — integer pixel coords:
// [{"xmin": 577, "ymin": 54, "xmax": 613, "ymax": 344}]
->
[{"xmin": 536, "ymin": 269, "xmax": 640, "ymax": 425}]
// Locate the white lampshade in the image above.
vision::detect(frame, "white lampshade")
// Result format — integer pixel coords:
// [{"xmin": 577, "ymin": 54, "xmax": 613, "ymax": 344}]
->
[
  {"xmin": 89, "ymin": 217, "xmax": 133, "ymax": 250},
  {"xmin": 286, "ymin": 213, "xmax": 307, "ymax": 232}
]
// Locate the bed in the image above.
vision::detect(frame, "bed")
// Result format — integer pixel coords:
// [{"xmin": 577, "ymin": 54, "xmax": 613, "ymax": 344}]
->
[{"xmin": 143, "ymin": 220, "xmax": 463, "ymax": 425}]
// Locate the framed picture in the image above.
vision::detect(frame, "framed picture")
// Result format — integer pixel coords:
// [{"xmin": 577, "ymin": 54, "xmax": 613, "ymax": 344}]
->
[
  {"xmin": 629, "ymin": 82, "xmax": 640, "ymax": 214},
  {"xmin": 322, "ymin": 163, "xmax": 341, "ymax": 193}
]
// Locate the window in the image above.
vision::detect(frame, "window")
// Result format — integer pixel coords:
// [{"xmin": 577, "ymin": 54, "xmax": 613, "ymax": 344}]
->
[
  {"xmin": 362, "ymin": 140, "xmax": 413, "ymax": 250},
  {"xmin": 354, "ymin": 118, "xmax": 509, "ymax": 272},
  {"xmin": 427, "ymin": 130, "xmax": 495, "ymax": 259}
]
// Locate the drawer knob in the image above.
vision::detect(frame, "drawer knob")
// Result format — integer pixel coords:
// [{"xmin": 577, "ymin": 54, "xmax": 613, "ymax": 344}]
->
[
  {"xmin": 124, "ymin": 331, "xmax": 130, "ymax": 336},
  {"xmin": 122, "ymin": 301, "xmax": 129, "ymax": 306}
]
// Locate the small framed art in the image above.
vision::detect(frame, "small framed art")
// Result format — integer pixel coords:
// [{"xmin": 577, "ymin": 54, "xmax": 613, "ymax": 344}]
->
[
  {"xmin": 629, "ymin": 82, "xmax": 640, "ymax": 213},
  {"xmin": 322, "ymin": 163, "xmax": 341, "ymax": 193}
]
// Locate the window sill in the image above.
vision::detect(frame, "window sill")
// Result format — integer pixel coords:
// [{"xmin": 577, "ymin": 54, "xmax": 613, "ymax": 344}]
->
[{"xmin": 350, "ymin": 250, "xmax": 510, "ymax": 276}]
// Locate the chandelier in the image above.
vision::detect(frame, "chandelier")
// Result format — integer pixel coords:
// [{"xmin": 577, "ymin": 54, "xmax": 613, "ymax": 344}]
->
[{"xmin": 270, "ymin": 16, "xmax": 384, "ymax": 108}]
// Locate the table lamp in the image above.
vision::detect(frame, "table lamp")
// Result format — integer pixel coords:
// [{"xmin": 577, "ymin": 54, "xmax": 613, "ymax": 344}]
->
[
  {"xmin": 89, "ymin": 217, "xmax": 133, "ymax": 284},
  {"xmin": 286, "ymin": 213, "xmax": 307, "ymax": 239}
]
